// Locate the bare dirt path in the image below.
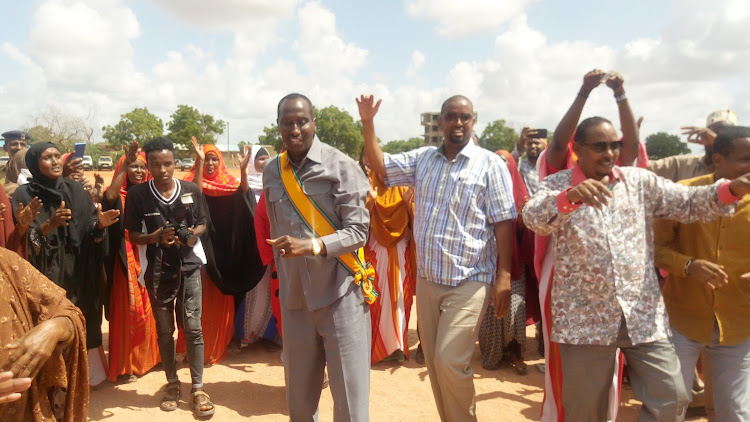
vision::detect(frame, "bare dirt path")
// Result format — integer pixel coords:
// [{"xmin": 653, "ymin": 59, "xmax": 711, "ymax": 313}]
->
[{"xmin": 86, "ymin": 169, "xmax": 706, "ymax": 422}]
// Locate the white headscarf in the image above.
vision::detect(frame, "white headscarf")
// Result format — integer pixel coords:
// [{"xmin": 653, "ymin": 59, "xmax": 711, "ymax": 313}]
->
[{"xmin": 246, "ymin": 145, "xmax": 269, "ymax": 201}]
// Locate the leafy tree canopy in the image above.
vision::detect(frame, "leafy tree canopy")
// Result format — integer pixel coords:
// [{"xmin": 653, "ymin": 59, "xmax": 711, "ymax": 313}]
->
[
  {"xmin": 382, "ymin": 137, "xmax": 424, "ymax": 154},
  {"xmin": 102, "ymin": 107, "xmax": 164, "ymax": 149},
  {"xmin": 645, "ymin": 132, "xmax": 691, "ymax": 160},
  {"xmin": 316, "ymin": 106, "xmax": 363, "ymax": 159},
  {"xmin": 167, "ymin": 105, "xmax": 225, "ymax": 149},
  {"xmin": 479, "ymin": 119, "xmax": 518, "ymax": 153}
]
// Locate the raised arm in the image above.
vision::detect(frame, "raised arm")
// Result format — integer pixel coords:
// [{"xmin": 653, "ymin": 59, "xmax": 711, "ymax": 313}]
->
[
  {"xmin": 356, "ymin": 95, "xmax": 386, "ymax": 179},
  {"xmin": 104, "ymin": 141, "xmax": 139, "ymax": 206},
  {"xmin": 239, "ymin": 148, "xmax": 252, "ymax": 195},
  {"xmin": 549, "ymin": 69, "xmax": 605, "ymax": 169},
  {"xmin": 604, "ymin": 72, "xmax": 639, "ymax": 166},
  {"xmin": 191, "ymin": 136, "xmax": 205, "ymax": 193}
]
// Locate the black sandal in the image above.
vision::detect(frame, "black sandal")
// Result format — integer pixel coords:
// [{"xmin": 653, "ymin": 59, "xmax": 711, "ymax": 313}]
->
[
  {"xmin": 160, "ymin": 382, "xmax": 180, "ymax": 412},
  {"xmin": 190, "ymin": 390, "xmax": 215, "ymax": 417}
]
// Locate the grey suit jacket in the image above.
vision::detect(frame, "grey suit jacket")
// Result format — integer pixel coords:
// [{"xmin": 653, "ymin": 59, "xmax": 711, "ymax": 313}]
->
[{"xmin": 263, "ymin": 138, "xmax": 370, "ymax": 311}]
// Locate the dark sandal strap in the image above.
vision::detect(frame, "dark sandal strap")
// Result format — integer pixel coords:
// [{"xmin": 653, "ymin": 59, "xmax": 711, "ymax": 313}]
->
[{"xmin": 192, "ymin": 391, "xmax": 214, "ymax": 410}]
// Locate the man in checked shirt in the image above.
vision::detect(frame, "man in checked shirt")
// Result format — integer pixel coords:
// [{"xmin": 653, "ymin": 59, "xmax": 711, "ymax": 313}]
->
[
  {"xmin": 523, "ymin": 115, "xmax": 750, "ymax": 421},
  {"xmin": 358, "ymin": 94, "xmax": 516, "ymax": 422}
]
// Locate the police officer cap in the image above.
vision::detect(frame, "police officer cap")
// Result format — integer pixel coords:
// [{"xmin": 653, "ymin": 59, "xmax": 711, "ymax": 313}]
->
[{"xmin": 1, "ymin": 130, "xmax": 32, "ymax": 141}]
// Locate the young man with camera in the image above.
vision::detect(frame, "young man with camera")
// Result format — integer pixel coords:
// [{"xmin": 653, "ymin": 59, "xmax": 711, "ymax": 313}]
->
[{"xmin": 123, "ymin": 137, "xmax": 214, "ymax": 417}]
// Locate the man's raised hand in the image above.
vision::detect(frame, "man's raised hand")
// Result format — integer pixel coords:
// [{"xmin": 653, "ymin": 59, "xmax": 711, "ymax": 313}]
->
[
  {"xmin": 681, "ymin": 126, "xmax": 716, "ymax": 147},
  {"xmin": 356, "ymin": 95, "xmax": 382, "ymax": 121},
  {"xmin": 581, "ymin": 69, "xmax": 605, "ymax": 93},
  {"xmin": 603, "ymin": 71, "xmax": 625, "ymax": 92}
]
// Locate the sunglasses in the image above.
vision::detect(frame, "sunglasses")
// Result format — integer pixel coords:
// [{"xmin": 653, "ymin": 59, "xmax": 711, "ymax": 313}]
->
[
  {"xmin": 443, "ymin": 112, "xmax": 474, "ymax": 123},
  {"xmin": 581, "ymin": 140, "xmax": 623, "ymax": 153}
]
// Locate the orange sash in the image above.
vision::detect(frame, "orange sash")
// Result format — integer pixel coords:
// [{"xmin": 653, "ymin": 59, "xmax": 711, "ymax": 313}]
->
[{"xmin": 278, "ymin": 152, "xmax": 378, "ymax": 304}]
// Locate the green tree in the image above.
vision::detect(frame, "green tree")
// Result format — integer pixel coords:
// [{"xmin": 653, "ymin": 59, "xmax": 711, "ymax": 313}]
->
[
  {"xmin": 316, "ymin": 106, "xmax": 364, "ymax": 159},
  {"xmin": 167, "ymin": 105, "xmax": 226, "ymax": 149},
  {"xmin": 258, "ymin": 124, "xmax": 283, "ymax": 153},
  {"xmin": 645, "ymin": 132, "xmax": 691, "ymax": 159},
  {"xmin": 102, "ymin": 107, "xmax": 164, "ymax": 149},
  {"xmin": 479, "ymin": 119, "xmax": 518, "ymax": 153},
  {"xmin": 382, "ymin": 137, "xmax": 424, "ymax": 154}
]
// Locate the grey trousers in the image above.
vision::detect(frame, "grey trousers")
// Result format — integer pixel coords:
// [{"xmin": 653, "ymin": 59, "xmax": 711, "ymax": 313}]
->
[
  {"xmin": 281, "ymin": 286, "xmax": 371, "ymax": 422},
  {"xmin": 150, "ymin": 268, "xmax": 204, "ymax": 389},
  {"xmin": 559, "ymin": 318, "xmax": 689, "ymax": 422},
  {"xmin": 671, "ymin": 323, "xmax": 750, "ymax": 422}
]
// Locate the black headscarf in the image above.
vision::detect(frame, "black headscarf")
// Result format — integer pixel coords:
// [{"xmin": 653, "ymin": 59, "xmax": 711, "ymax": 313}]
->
[
  {"xmin": 12, "ymin": 142, "xmax": 105, "ymax": 348},
  {"xmin": 15, "ymin": 142, "xmax": 94, "ymax": 248}
]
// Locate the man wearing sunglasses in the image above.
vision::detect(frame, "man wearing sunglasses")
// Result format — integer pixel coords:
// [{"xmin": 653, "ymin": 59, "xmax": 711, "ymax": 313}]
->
[
  {"xmin": 358, "ymin": 94, "xmax": 517, "ymax": 422},
  {"xmin": 523, "ymin": 115, "xmax": 750, "ymax": 421}
]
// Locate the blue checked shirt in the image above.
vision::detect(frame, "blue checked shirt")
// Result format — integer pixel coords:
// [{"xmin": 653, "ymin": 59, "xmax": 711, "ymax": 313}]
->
[{"xmin": 384, "ymin": 141, "xmax": 517, "ymax": 286}]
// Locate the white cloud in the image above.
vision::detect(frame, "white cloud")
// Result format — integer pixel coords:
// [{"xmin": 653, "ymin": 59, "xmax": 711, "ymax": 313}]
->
[
  {"xmin": 405, "ymin": 0, "xmax": 534, "ymax": 36},
  {"xmin": 293, "ymin": 1, "xmax": 368, "ymax": 82},
  {"xmin": 150, "ymin": 0, "xmax": 300, "ymax": 29},
  {"xmin": 1, "ymin": 0, "xmax": 749, "ymax": 152},
  {"xmin": 406, "ymin": 50, "xmax": 426, "ymax": 77}
]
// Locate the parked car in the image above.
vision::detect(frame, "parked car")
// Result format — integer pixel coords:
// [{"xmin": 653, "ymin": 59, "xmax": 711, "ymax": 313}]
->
[
  {"xmin": 0, "ymin": 156, "xmax": 8, "ymax": 167},
  {"xmin": 82, "ymin": 155, "xmax": 94, "ymax": 170},
  {"xmin": 175, "ymin": 158, "xmax": 182, "ymax": 168},
  {"xmin": 98, "ymin": 155, "xmax": 113, "ymax": 170},
  {"xmin": 180, "ymin": 158, "xmax": 195, "ymax": 171}
]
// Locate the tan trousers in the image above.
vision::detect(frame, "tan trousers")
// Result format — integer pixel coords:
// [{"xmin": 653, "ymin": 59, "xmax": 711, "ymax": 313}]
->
[{"xmin": 416, "ymin": 276, "xmax": 490, "ymax": 422}]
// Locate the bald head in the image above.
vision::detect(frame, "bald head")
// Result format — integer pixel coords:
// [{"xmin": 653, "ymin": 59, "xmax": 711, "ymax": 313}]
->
[{"xmin": 441, "ymin": 95, "xmax": 473, "ymax": 115}]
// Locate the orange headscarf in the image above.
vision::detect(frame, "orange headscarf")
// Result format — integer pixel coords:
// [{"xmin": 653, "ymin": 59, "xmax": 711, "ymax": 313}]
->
[
  {"xmin": 112, "ymin": 152, "xmax": 150, "ymax": 196},
  {"xmin": 105, "ymin": 152, "xmax": 151, "ymax": 348},
  {"xmin": 184, "ymin": 144, "xmax": 240, "ymax": 197}
]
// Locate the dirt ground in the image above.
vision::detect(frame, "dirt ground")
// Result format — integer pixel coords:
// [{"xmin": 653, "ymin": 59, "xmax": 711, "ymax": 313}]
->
[{"xmin": 85, "ymin": 169, "xmax": 707, "ymax": 421}]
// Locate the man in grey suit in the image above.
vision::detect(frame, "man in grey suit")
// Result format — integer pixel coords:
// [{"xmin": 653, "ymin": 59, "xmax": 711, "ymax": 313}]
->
[{"xmin": 263, "ymin": 93, "xmax": 372, "ymax": 422}]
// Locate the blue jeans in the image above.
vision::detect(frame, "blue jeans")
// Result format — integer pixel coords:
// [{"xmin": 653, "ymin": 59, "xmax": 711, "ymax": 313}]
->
[
  {"xmin": 670, "ymin": 323, "xmax": 750, "ymax": 422},
  {"xmin": 150, "ymin": 268, "xmax": 204, "ymax": 389}
]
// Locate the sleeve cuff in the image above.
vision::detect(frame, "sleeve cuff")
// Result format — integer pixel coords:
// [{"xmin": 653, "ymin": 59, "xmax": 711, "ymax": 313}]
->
[
  {"xmin": 718, "ymin": 182, "xmax": 742, "ymax": 204},
  {"xmin": 556, "ymin": 188, "xmax": 583, "ymax": 214}
]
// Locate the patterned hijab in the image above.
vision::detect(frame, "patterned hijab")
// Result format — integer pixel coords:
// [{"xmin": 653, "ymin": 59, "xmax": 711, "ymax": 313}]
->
[{"xmin": 184, "ymin": 144, "xmax": 239, "ymax": 197}]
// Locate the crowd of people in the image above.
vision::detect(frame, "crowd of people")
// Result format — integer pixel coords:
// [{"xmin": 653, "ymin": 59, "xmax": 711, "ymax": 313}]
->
[{"xmin": 1, "ymin": 68, "xmax": 749, "ymax": 422}]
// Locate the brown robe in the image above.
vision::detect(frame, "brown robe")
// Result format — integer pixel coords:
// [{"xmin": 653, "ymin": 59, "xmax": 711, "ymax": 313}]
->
[{"xmin": 0, "ymin": 247, "xmax": 88, "ymax": 421}]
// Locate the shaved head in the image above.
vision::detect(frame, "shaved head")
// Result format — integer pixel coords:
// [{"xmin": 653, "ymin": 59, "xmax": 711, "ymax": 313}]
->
[{"xmin": 441, "ymin": 95, "xmax": 473, "ymax": 115}]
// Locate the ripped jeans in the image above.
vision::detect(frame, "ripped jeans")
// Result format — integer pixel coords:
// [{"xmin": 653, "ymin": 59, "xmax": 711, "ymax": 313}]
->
[{"xmin": 150, "ymin": 268, "xmax": 204, "ymax": 389}]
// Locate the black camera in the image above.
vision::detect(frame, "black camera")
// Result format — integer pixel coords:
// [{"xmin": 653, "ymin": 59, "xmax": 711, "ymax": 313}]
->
[
  {"xmin": 163, "ymin": 201, "xmax": 197, "ymax": 247},
  {"xmin": 163, "ymin": 220, "xmax": 197, "ymax": 247}
]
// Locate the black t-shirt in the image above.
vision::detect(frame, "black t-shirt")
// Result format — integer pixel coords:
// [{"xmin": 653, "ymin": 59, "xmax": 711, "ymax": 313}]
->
[{"xmin": 124, "ymin": 179, "xmax": 207, "ymax": 286}]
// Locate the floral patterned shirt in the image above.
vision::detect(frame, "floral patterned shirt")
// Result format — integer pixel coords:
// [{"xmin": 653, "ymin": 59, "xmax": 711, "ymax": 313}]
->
[{"xmin": 523, "ymin": 165, "xmax": 738, "ymax": 345}]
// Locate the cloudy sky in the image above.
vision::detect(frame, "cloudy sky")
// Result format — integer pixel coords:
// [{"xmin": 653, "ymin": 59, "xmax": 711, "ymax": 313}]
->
[{"xmin": 1, "ymin": 0, "xmax": 748, "ymax": 150}]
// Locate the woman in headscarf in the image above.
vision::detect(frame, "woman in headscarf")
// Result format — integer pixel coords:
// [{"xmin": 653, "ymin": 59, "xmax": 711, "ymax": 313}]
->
[
  {"xmin": 0, "ymin": 247, "xmax": 88, "ymax": 422},
  {"xmin": 245, "ymin": 145, "xmax": 269, "ymax": 202},
  {"xmin": 11, "ymin": 142, "xmax": 120, "ymax": 387},
  {"xmin": 3, "ymin": 148, "xmax": 29, "ymax": 196},
  {"xmin": 361, "ymin": 153, "xmax": 417, "ymax": 364},
  {"xmin": 180, "ymin": 138, "xmax": 267, "ymax": 363},
  {"xmin": 477, "ymin": 149, "xmax": 530, "ymax": 374},
  {"xmin": 101, "ymin": 142, "xmax": 161, "ymax": 382}
]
